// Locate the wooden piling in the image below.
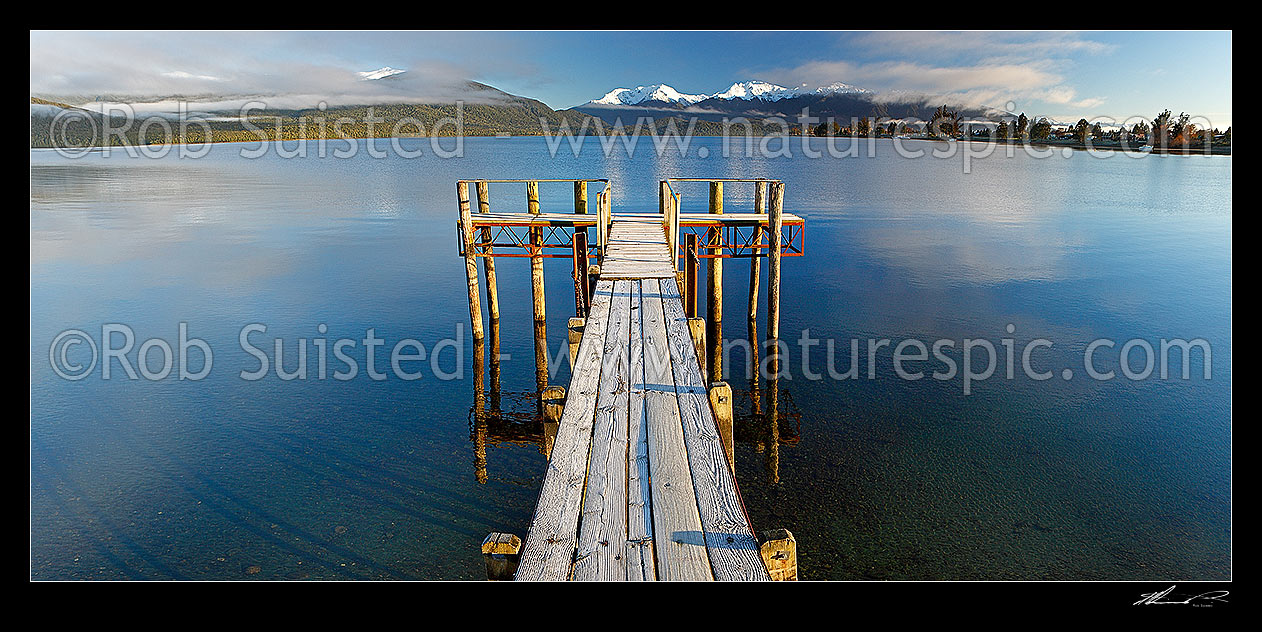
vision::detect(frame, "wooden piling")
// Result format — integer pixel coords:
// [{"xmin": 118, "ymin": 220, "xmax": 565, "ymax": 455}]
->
[
  {"xmin": 707, "ymin": 181, "xmax": 723, "ymax": 383},
  {"xmin": 476, "ymin": 181, "xmax": 500, "ymax": 324},
  {"xmin": 749, "ymin": 182, "xmax": 765, "ymax": 334},
  {"xmin": 684, "ymin": 232, "xmax": 700, "ymax": 318},
  {"xmin": 473, "ymin": 334, "xmax": 488, "ymax": 484},
  {"xmin": 568, "ymin": 317, "xmax": 585, "ymax": 371},
  {"xmin": 749, "ymin": 181, "xmax": 765, "ymax": 419},
  {"xmin": 575, "ymin": 181, "xmax": 588, "ymax": 216},
  {"xmin": 477, "ymin": 180, "xmax": 502, "ymax": 414},
  {"xmin": 688, "ymin": 317, "xmax": 706, "ymax": 380},
  {"xmin": 767, "ymin": 182, "xmax": 783, "ymax": 393},
  {"xmin": 489, "ymin": 316, "xmax": 501, "ymax": 413},
  {"xmin": 575, "ymin": 181, "xmax": 589, "ymax": 277},
  {"xmin": 765, "ymin": 406, "xmax": 780, "ymax": 484},
  {"xmin": 541, "ymin": 385, "xmax": 566, "ymax": 460},
  {"xmin": 542, "ymin": 385, "xmax": 566, "ymax": 422},
  {"xmin": 573, "ymin": 231, "xmax": 590, "ymax": 316},
  {"xmin": 757, "ymin": 529, "xmax": 797, "ymax": 581},
  {"xmin": 482, "ymin": 532, "xmax": 523, "ymax": 581},
  {"xmin": 587, "ymin": 264, "xmax": 600, "ymax": 308},
  {"xmin": 766, "ymin": 182, "xmax": 784, "ymax": 485},
  {"xmin": 457, "ymin": 182, "xmax": 484, "ymax": 345},
  {"xmin": 528, "ymin": 181, "xmax": 548, "ymax": 394},
  {"xmin": 708, "ymin": 381, "xmax": 734, "ymax": 471}
]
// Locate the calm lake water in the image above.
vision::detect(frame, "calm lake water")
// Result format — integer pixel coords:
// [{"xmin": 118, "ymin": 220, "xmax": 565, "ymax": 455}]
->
[{"xmin": 30, "ymin": 137, "xmax": 1231, "ymax": 580}]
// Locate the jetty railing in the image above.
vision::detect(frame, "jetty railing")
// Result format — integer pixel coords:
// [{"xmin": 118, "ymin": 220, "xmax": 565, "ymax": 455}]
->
[
  {"xmin": 655, "ymin": 178, "xmax": 793, "ymax": 386},
  {"xmin": 455, "ymin": 179, "xmax": 611, "ymax": 259},
  {"xmin": 457, "ymin": 178, "xmax": 611, "ymax": 395}
]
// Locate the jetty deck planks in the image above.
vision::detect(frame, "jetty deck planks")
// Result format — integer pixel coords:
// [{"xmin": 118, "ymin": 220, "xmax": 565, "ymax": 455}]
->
[
  {"xmin": 599, "ymin": 218, "xmax": 678, "ymax": 279},
  {"xmin": 515, "ymin": 214, "xmax": 769, "ymax": 581}
]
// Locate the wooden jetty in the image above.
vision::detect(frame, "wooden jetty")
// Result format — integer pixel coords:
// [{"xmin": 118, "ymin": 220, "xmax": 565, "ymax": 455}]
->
[{"xmin": 457, "ymin": 179, "xmax": 804, "ymax": 581}]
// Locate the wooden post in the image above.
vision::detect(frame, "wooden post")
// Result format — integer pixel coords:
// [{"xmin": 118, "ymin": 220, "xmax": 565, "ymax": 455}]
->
[
  {"xmin": 489, "ymin": 316, "xmax": 501, "ymax": 413},
  {"xmin": 688, "ymin": 317, "xmax": 706, "ymax": 380},
  {"xmin": 527, "ymin": 181, "xmax": 548, "ymax": 394},
  {"xmin": 482, "ymin": 532, "xmax": 523, "ymax": 581},
  {"xmin": 666, "ymin": 181, "xmax": 676, "ymax": 264},
  {"xmin": 476, "ymin": 181, "xmax": 500, "ymax": 325},
  {"xmin": 708, "ymin": 381, "xmax": 734, "ymax": 471},
  {"xmin": 765, "ymin": 405, "xmax": 780, "ymax": 484},
  {"xmin": 542, "ymin": 386, "xmax": 566, "ymax": 421},
  {"xmin": 707, "ymin": 181, "xmax": 723, "ymax": 383},
  {"xmin": 477, "ymin": 180, "xmax": 502, "ymax": 414},
  {"xmin": 527, "ymin": 180, "xmax": 540, "ymax": 214},
  {"xmin": 767, "ymin": 182, "xmax": 783, "ymax": 398},
  {"xmin": 575, "ymin": 180, "xmax": 589, "ymax": 217},
  {"xmin": 541, "ymin": 385, "xmax": 566, "ymax": 460},
  {"xmin": 572, "ymin": 231, "xmax": 590, "ymax": 316},
  {"xmin": 749, "ymin": 181, "xmax": 765, "ymax": 419},
  {"xmin": 596, "ymin": 187, "xmax": 610, "ymax": 260},
  {"xmin": 457, "ymin": 182, "xmax": 484, "ymax": 345},
  {"xmin": 683, "ymin": 232, "xmax": 700, "ymax": 318},
  {"xmin": 473, "ymin": 335, "xmax": 487, "ymax": 484},
  {"xmin": 574, "ymin": 180, "xmax": 589, "ymax": 285},
  {"xmin": 567, "ymin": 317, "xmax": 585, "ymax": 371},
  {"xmin": 758, "ymin": 529, "xmax": 797, "ymax": 581},
  {"xmin": 667, "ymin": 189, "xmax": 680, "ymax": 265},
  {"xmin": 587, "ymin": 264, "xmax": 600, "ymax": 308},
  {"xmin": 766, "ymin": 182, "xmax": 784, "ymax": 486}
]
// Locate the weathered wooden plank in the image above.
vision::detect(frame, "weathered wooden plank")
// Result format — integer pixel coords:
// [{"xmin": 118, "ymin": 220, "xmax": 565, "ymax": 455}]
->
[
  {"xmin": 572, "ymin": 280, "xmax": 632, "ymax": 581},
  {"xmin": 640, "ymin": 279, "xmax": 714, "ymax": 581},
  {"xmin": 625, "ymin": 281, "xmax": 657, "ymax": 581},
  {"xmin": 516, "ymin": 280, "xmax": 616, "ymax": 581},
  {"xmin": 601, "ymin": 269, "xmax": 676, "ymax": 279},
  {"xmin": 600, "ymin": 217, "xmax": 678, "ymax": 288},
  {"xmin": 659, "ymin": 276, "xmax": 771, "ymax": 581}
]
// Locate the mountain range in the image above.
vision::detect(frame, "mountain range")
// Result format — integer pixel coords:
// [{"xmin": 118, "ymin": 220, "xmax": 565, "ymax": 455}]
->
[
  {"xmin": 576, "ymin": 79, "xmax": 986, "ymax": 125},
  {"xmin": 589, "ymin": 80, "xmax": 872, "ymax": 106},
  {"xmin": 30, "ymin": 70, "xmax": 990, "ymax": 148}
]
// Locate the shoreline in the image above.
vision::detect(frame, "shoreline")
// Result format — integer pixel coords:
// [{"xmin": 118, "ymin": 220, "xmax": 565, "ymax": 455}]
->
[{"xmin": 30, "ymin": 135, "xmax": 1233, "ymax": 156}]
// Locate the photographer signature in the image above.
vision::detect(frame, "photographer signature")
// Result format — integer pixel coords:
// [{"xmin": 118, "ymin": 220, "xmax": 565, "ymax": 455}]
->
[{"xmin": 1134, "ymin": 585, "xmax": 1229, "ymax": 606}]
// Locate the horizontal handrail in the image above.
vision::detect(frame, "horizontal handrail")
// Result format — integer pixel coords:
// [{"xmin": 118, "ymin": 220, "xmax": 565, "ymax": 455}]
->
[
  {"xmin": 659, "ymin": 180, "xmax": 682, "ymax": 268},
  {"xmin": 456, "ymin": 179, "xmax": 610, "ymax": 216},
  {"xmin": 662, "ymin": 178, "xmax": 783, "ymax": 215},
  {"xmin": 456, "ymin": 178, "xmax": 609, "ymax": 184},
  {"xmin": 665, "ymin": 178, "xmax": 781, "ymax": 183}
]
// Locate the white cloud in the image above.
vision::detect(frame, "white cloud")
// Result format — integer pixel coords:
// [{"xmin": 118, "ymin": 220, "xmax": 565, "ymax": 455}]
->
[
  {"xmin": 760, "ymin": 32, "xmax": 1113, "ymax": 114},
  {"xmin": 29, "ymin": 31, "xmax": 518, "ymax": 107},
  {"xmin": 842, "ymin": 31, "xmax": 1117, "ymax": 60}
]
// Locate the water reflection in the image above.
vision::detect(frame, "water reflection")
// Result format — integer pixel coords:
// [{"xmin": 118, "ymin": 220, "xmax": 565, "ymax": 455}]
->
[{"xmin": 467, "ymin": 322, "xmax": 803, "ymax": 485}]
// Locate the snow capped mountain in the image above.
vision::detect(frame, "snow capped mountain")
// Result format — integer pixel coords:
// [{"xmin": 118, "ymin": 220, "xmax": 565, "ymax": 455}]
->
[
  {"xmin": 592, "ymin": 84, "xmax": 708, "ymax": 106},
  {"xmin": 810, "ymin": 81, "xmax": 872, "ymax": 96},
  {"xmin": 585, "ymin": 80, "xmax": 873, "ymax": 106},
  {"xmin": 711, "ymin": 80, "xmax": 798, "ymax": 101},
  {"xmin": 357, "ymin": 67, "xmax": 406, "ymax": 81}
]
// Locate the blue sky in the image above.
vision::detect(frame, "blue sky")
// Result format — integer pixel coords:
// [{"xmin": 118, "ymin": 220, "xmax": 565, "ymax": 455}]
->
[{"xmin": 30, "ymin": 31, "xmax": 1233, "ymax": 128}]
